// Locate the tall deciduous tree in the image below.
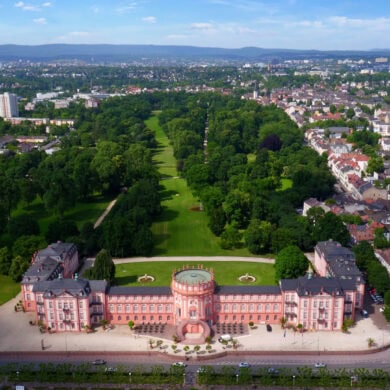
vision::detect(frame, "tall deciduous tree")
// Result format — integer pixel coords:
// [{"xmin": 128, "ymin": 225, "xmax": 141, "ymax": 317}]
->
[
  {"xmin": 312, "ymin": 212, "xmax": 350, "ymax": 246},
  {"xmin": 91, "ymin": 249, "xmax": 115, "ymax": 284},
  {"xmin": 244, "ymin": 220, "xmax": 272, "ymax": 254},
  {"xmin": 275, "ymin": 245, "xmax": 309, "ymax": 281},
  {"xmin": 0, "ymin": 246, "xmax": 12, "ymax": 275}
]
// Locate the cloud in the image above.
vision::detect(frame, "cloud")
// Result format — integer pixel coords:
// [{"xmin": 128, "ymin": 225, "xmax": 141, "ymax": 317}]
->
[
  {"xmin": 165, "ymin": 34, "xmax": 188, "ymax": 40},
  {"xmin": 91, "ymin": 6, "xmax": 100, "ymax": 13},
  {"xmin": 14, "ymin": 1, "xmax": 42, "ymax": 11},
  {"xmin": 69, "ymin": 31, "xmax": 91, "ymax": 37},
  {"xmin": 33, "ymin": 17, "xmax": 46, "ymax": 24},
  {"xmin": 115, "ymin": 2, "xmax": 137, "ymax": 14},
  {"xmin": 142, "ymin": 16, "xmax": 156, "ymax": 24},
  {"xmin": 42, "ymin": 2, "xmax": 51, "ymax": 6},
  {"xmin": 191, "ymin": 22, "xmax": 214, "ymax": 31}
]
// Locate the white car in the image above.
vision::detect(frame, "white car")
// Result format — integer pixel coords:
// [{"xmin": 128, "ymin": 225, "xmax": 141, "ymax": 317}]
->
[
  {"xmin": 172, "ymin": 362, "xmax": 187, "ymax": 368},
  {"xmin": 379, "ymin": 307, "xmax": 385, "ymax": 313},
  {"xmin": 238, "ymin": 362, "xmax": 250, "ymax": 368},
  {"xmin": 314, "ymin": 362, "xmax": 326, "ymax": 368}
]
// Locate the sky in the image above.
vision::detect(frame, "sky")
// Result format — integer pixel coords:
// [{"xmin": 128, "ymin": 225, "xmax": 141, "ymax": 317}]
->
[{"xmin": 0, "ymin": 0, "xmax": 389, "ymax": 50}]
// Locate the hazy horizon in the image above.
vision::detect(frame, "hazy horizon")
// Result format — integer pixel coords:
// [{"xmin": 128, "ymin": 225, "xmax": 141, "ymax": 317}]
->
[{"xmin": 0, "ymin": 0, "xmax": 389, "ymax": 51}]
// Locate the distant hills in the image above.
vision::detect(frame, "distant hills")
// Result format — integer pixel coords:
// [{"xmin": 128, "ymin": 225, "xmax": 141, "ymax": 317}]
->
[{"xmin": 0, "ymin": 44, "xmax": 389, "ymax": 63}]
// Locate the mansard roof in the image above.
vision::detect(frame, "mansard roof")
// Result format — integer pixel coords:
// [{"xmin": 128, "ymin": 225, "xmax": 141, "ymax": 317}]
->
[
  {"xmin": 216, "ymin": 285, "xmax": 281, "ymax": 295},
  {"xmin": 108, "ymin": 286, "xmax": 172, "ymax": 296},
  {"xmin": 21, "ymin": 257, "xmax": 61, "ymax": 284},
  {"xmin": 316, "ymin": 240, "xmax": 355, "ymax": 260},
  {"xmin": 35, "ymin": 242, "xmax": 76, "ymax": 262},
  {"xmin": 280, "ymin": 275, "xmax": 354, "ymax": 296},
  {"xmin": 33, "ymin": 277, "xmax": 104, "ymax": 298}
]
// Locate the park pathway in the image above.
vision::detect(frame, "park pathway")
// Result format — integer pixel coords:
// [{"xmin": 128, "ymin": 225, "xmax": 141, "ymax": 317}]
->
[
  {"xmin": 93, "ymin": 198, "xmax": 118, "ymax": 229},
  {"xmin": 113, "ymin": 256, "xmax": 275, "ymax": 264}
]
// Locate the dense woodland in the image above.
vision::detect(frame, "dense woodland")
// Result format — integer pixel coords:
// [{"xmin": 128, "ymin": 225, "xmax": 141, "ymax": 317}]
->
[
  {"xmin": 0, "ymin": 94, "xmax": 160, "ymax": 281},
  {"xmin": 159, "ymin": 93, "xmax": 340, "ymax": 254}
]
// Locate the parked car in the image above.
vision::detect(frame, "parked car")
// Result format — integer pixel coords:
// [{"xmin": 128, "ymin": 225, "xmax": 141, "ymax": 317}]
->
[
  {"xmin": 360, "ymin": 309, "xmax": 368, "ymax": 318},
  {"xmin": 314, "ymin": 362, "xmax": 327, "ymax": 368},
  {"xmin": 105, "ymin": 367, "xmax": 117, "ymax": 373},
  {"xmin": 197, "ymin": 367, "xmax": 206, "ymax": 373},
  {"xmin": 172, "ymin": 362, "xmax": 187, "ymax": 368},
  {"xmin": 379, "ymin": 307, "xmax": 385, "ymax": 313},
  {"xmin": 238, "ymin": 362, "xmax": 250, "ymax": 368},
  {"xmin": 266, "ymin": 324, "xmax": 272, "ymax": 332},
  {"xmin": 91, "ymin": 359, "xmax": 106, "ymax": 365},
  {"xmin": 267, "ymin": 367, "xmax": 279, "ymax": 375}
]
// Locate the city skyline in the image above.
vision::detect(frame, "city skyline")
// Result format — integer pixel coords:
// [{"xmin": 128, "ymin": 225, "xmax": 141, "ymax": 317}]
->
[{"xmin": 0, "ymin": 0, "xmax": 389, "ymax": 51}]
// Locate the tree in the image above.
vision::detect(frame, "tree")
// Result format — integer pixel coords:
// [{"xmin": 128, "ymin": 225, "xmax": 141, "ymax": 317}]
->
[
  {"xmin": 9, "ymin": 255, "xmax": 30, "ymax": 282},
  {"xmin": 271, "ymin": 228, "xmax": 296, "ymax": 253},
  {"xmin": 208, "ymin": 207, "xmax": 226, "ymax": 236},
  {"xmin": 45, "ymin": 219, "xmax": 79, "ymax": 243},
  {"xmin": 12, "ymin": 235, "xmax": 46, "ymax": 262},
  {"xmin": 91, "ymin": 249, "xmax": 115, "ymax": 284},
  {"xmin": 352, "ymin": 241, "xmax": 376, "ymax": 271},
  {"xmin": 7, "ymin": 214, "xmax": 40, "ymax": 240},
  {"xmin": 0, "ymin": 246, "xmax": 12, "ymax": 275},
  {"xmin": 244, "ymin": 220, "xmax": 272, "ymax": 254},
  {"xmin": 374, "ymin": 228, "xmax": 390, "ymax": 249},
  {"xmin": 367, "ymin": 156, "xmax": 384, "ymax": 175},
  {"xmin": 128, "ymin": 320, "xmax": 135, "ymax": 330},
  {"xmin": 274, "ymin": 245, "xmax": 309, "ymax": 281},
  {"xmin": 312, "ymin": 212, "xmax": 350, "ymax": 246},
  {"xmin": 220, "ymin": 224, "xmax": 242, "ymax": 250}
]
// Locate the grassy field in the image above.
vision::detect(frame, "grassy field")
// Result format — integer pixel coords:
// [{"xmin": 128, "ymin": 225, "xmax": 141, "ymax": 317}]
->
[
  {"xmin": 279, "ymin": 178, "xmax": 293, "ymax": 191},
  {"xmin": 0, "ymin": 275, "xmax": 20, "ymax": 305},
  {"xmin": 115, "ymin": 261, "xmax": 276, "ymax": 287},
  {"xmin": 12, "ymin": 195, "xmax": 111, "ymax": 236},
  {"xmin": 145, "ymin": 114, "xmax": 252, "ymax": 257}
]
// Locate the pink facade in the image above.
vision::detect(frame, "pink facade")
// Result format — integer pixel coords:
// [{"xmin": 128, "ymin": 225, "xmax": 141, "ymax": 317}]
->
[{"xmin": 21, "ymin": 242, "xmax": 365, "ymax": 334}]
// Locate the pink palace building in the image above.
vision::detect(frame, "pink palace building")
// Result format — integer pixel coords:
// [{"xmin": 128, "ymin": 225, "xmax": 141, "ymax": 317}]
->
[{"xmin": 21, "ymin": 240, "xmax": 365, "ymax": 341}]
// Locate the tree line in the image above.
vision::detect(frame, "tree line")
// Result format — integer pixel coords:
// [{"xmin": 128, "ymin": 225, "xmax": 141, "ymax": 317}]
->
[
  {"xmin": 159, "ymin": 93, "xmax": 345, "ymax": 260},
  {"xmin": 0, "ymin": 94, "xmax": 160, "ymax": 281}
]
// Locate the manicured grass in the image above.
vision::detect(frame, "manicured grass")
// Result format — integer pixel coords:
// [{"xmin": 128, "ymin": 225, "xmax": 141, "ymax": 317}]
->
[
  {"xmin": 0, "ymin": 275, "xmax": 20, "ymax": 305},
  {"xmin": 12, "ymin": 195, "xmax": 111, "ymax": 236},
  {"xmin": 115, "ymin": 261, "xmax": 276, "ymax": 287},
  {"xmin": 279, "ymin": 178, "xmax": 293, "ymax": 191},
  {"xmin": 145, "ymin": 114, "xmax": 253, "ymax": 257}
]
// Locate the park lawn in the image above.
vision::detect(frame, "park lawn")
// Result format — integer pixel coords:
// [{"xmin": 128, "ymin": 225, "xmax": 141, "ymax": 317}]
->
[
  {"xmin": 0, "ymin": 275, "xmax": 20, "ymax": 305},
  {"xmin": 115, "ymin": 261, "xmax": 276, "ymax": 287},
  {"xmin": 12, "ymin": 195, "xmax": 111, "ymax": 236},
  {"xmin": 278, "ymin": 178, "xmax": 293, "ymax": 191},
  {"xmin": 146, "ymin": 114, "xmax": 252, "ymax": 257}
]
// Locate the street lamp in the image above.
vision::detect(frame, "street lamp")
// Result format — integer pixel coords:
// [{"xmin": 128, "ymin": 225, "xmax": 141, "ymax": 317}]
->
[
  {"xmin": 293, "ymin": 375, "xmax": 296, "ymax": 386},
  {"xmin": 129, "ymin": 372, "xmax": 131, "ymax": 383},
  {"xmin": 236, "ymin": 373, "xmax": 239, "ymax": 383}
]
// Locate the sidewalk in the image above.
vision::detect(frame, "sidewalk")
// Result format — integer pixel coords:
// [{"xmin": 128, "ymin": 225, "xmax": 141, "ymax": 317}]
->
[{"xmin": 1, "ymin": 293, "xmax": 389, "ymax": 355}]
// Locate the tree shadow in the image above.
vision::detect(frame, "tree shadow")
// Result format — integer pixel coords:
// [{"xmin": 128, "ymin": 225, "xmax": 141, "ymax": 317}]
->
[
  {"xmin": 114, "ymin": 275, "xmax": 138, "ymax": 285},
  {"xmin": 159, "ymin": 189, "xmax": 179, "ymax": 201},
  {"xmin": 155, "ymin": 207, "xmax": 179, "ymax": 222}
]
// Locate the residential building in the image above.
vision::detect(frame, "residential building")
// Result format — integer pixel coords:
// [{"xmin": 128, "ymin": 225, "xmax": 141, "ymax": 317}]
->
[{"xmin": 0, "ymin": 92, "xmax": 19, "ymax": 118}]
